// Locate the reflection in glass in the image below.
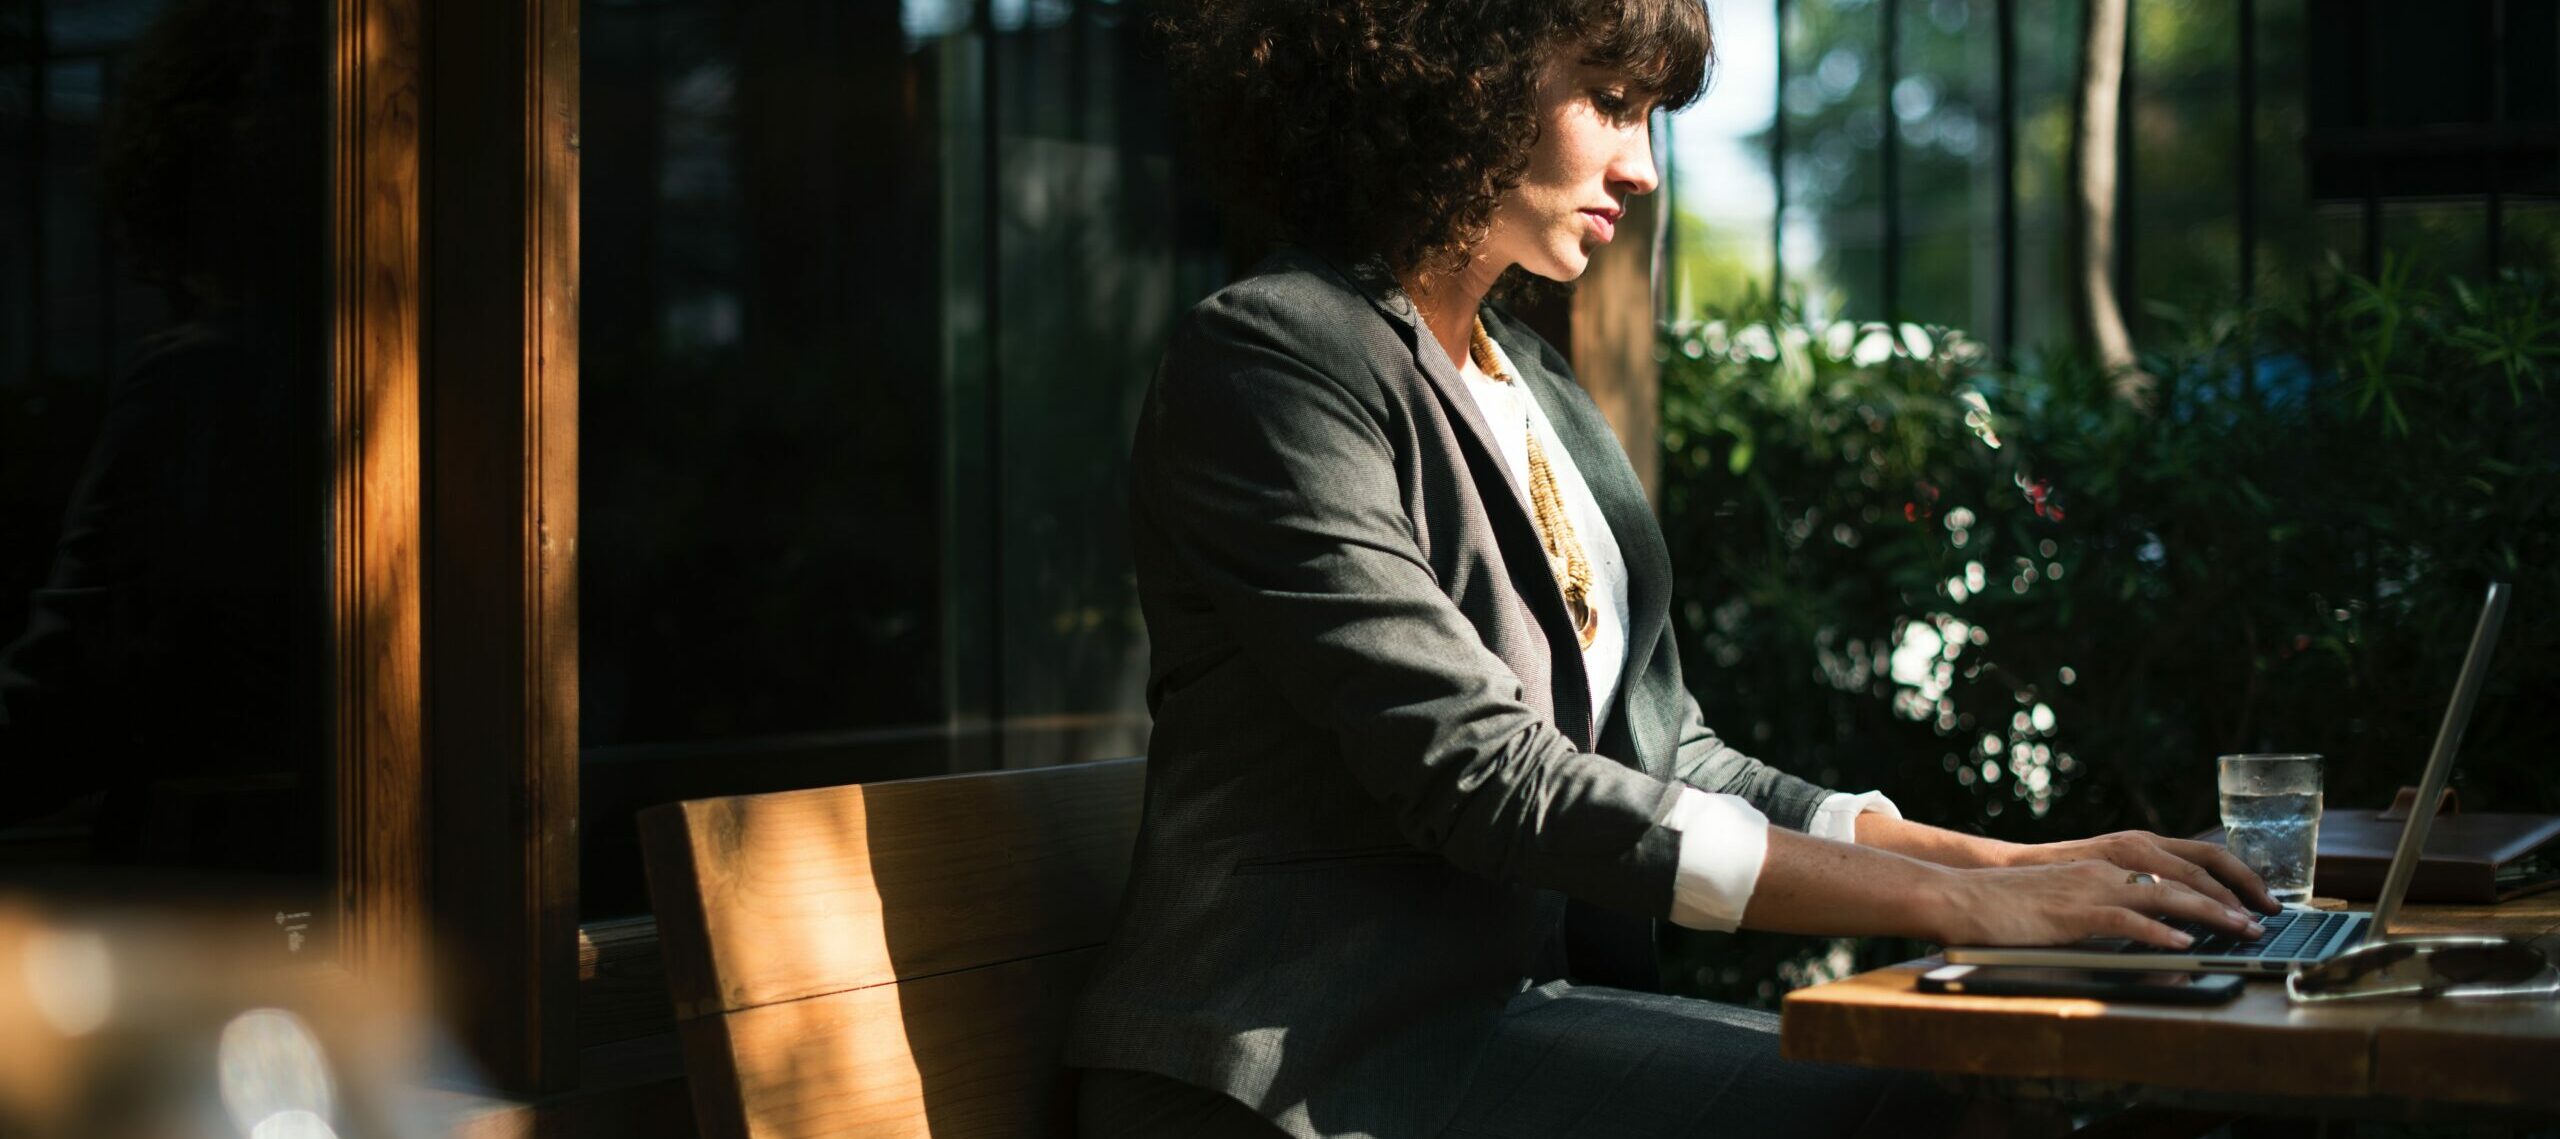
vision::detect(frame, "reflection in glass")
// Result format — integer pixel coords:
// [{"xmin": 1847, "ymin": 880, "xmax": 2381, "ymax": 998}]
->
[
  {"xmin": 581, "ymin": 2, "xmax": 947, "ymax": 751},
  {"xmin": 988, "ymin": 1, "xmax": 1189, "ymax": 768},
  {"xmin": 580, "ymin": 1, "xmax": 965, "ymax": 919},
  {"xmin": 579, "ymin": 0, "xmax": 1209, "ymax": 917},
  {"xmin": 0, "ymin": 0, "xmax": 331, "ymax": 937}
]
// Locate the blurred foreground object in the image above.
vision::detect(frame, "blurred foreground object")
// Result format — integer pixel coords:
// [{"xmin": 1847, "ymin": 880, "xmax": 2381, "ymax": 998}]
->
[{"xmin": 0, "ymin": 895, "xmax": 452, "ymax": 1139}]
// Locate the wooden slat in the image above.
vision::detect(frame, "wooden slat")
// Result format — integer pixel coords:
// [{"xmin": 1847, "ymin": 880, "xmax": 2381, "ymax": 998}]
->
[
  {"xmin": 674, "ymin": 949, "xmax": 1095, "ymax": 1139},
  {"xmin": 640, "ymin": 759, "xmax": 1143, "ymax": 1021}
]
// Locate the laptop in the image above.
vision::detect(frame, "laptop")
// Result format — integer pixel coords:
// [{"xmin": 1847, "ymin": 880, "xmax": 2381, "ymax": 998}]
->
[{"xmin": 1944, "ymin": 580, "xmax": 2513, "ymax": 974}]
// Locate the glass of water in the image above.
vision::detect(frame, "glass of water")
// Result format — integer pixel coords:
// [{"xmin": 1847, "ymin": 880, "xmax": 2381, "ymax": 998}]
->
[{"xmin": 2218, "ymin": 753, "xmax": 2324, "ymax": 907}]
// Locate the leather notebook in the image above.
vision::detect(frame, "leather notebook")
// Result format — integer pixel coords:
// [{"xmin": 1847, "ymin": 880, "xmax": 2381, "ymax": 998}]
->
[{"xmin": 2195, "ymin": 787, "xmax": 2560, "ymax": 904}]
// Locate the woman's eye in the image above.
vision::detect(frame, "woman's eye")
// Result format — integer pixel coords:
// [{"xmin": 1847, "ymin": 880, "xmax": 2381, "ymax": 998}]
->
[{"xmin": 1592, "ymin": 90, "xmax": 1640, "ymax": 123}]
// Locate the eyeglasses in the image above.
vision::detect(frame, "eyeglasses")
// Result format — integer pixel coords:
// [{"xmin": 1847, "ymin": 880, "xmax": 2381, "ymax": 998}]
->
[{"xmin": 2286, "ymin": 936, "xmax": 2560, "ymax": 1003}]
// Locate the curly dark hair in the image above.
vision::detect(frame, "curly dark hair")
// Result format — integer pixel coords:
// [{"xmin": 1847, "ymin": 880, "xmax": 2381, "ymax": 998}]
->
[{"xmin": 1165, "ymin": 0, "xmax": 1712, "ymax": 283}]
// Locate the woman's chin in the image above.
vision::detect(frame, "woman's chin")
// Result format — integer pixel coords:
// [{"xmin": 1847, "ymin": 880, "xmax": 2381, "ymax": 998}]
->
[{"xmin": 1521, "ymin": 250, "xmax": 1592, "ymax": 283}]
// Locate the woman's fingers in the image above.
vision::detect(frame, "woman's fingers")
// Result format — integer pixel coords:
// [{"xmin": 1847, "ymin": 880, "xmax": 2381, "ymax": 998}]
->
[
  {"xmin": 2114, "ymin": 842, "xmax": 2248, "ymax": 916},
  {"xmin": 2158, "ymin": 836, "xmax": 2282, "ymax": 912},
  {"xmin": 2091, "ymin": 904, "xmax": 2197, "ymax": 950},
  {"xmin": 2120, "ymin": 871, "xmax": 2266, "ymax": 940},
  {"xmin": 1958, "ymin": 859, "xmax": 2269, "ymax": 949},
  {"xmin": 2097, "ymin": 832, "xmax": 2281, "ymax": 916}
]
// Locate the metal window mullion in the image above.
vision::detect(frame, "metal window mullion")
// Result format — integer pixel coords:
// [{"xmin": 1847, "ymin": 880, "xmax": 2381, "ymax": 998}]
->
[
  {"xmin": 1882, "ymin": 0, "xmax": 1901, "ymax": 320},
  {"xmin": 2486, "ymin": 0, "xmax": 2507, "ymax": 272},
  {"xmin": 2238, "ymin": 0, "xmax": 2257, "ymax": 401},
  {"xmin": 2115, "ymin": 0, "xmax": 2136, "ymax": 316},
  {"xmin": 27, "ymin": 0, "xmax": 47, "ymax": 386},
  {"xmin": 1773, "ymin": 0, "xmax": 1790, "ymax": 297},
  {"xmin": 976, "ymin": 0, "xmax": 1007, "ymax": 766},
  {"xmin": 2356, "ymin": 0, "xmax": 2379, "ymax": 280},
  {"xmin": 1996, "ymin": 0, "xmax": 2017, "ymax": 363},
  {"xmin": 96, "ymin": 51, "xmax": 116, "ymax": 377},
  {"xmin": 2238, "ymin": 0, "xmax": 2256, "ymax": 312}
]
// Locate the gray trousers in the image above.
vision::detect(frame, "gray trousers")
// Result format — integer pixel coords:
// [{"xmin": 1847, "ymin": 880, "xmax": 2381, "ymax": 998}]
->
[{"xmin": 1077, "ymin": 981, "xmax": 1962, "ymax": 1139}]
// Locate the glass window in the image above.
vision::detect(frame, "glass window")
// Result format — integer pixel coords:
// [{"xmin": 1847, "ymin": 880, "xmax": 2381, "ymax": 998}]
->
[
  {"xmin": 985, "ymin": 0, "xmax": 1189, "ymax": 769},
  {"xmin": 2009, "ymin": 0, "xmax": 2082, "ymax": 354},
  {"xmin": 1667, "ymin": 0, "xmax": 1780, "ymax": 318},
  {"xmin": 2299, "ymin": 0, "xmax": 2556, "ymax": 277},
  {"xmin": 1779, "ymin": 0, "xmax": 1887, "ymax": 322},
  {"xmin": 2127, "ymin": 0, "xmax": 2242, "ymax": 334},
  {"xmin": 578, "ymin": 0, "xmax": 1213, "ymax": 919},
  {"xmin": 1895, "ymin": 0, "xmax": 1997, "ymax": 332},
  {"xmin": 2502, "ymin": 202, "xmax": 2560, "ymax": 274},
  {"xmin": 2248, "ymin": 0, "xmax": 2314, "ymax": 311},
  {"xmin": 2381, "ymin": 202, "xmax": 2493, "ymax": 285},
  {"xmin": 0, "ymin": 0, "xmax": 333, "ymax": 954}
]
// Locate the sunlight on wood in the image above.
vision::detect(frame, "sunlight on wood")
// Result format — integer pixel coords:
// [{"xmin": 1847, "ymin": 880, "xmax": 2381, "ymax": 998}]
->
[{"xmin": 642, "ymin": 760, "xmax": 1144, "ymax": 1138}]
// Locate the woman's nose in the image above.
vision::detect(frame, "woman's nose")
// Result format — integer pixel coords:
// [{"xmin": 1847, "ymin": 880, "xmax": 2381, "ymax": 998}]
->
[{"xmin": 1611, "ymin": 121, "xmax": 1660, "ymax": 197}]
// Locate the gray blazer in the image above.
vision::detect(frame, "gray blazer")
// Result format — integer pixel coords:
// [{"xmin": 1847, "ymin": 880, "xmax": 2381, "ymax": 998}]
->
[{"xmin": 1065, "ymin": 249, "xmax": 1840, "ymax": 1138}]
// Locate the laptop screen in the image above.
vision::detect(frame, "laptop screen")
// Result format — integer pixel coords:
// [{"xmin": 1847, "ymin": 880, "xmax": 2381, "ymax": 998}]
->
[{"xmin": 2369, "ymin": 581, "xmax": 2511, "ymax": 939}]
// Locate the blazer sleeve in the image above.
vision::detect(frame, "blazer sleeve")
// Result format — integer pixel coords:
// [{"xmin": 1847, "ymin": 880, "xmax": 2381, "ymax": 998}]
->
[
  {"xmin": 1139, "ymin": 291, "xmax": 1684, "ymax": 917},
  {"xmin": 1666, "ymin": 681, "xmax": 1832, "ymax": 833}
]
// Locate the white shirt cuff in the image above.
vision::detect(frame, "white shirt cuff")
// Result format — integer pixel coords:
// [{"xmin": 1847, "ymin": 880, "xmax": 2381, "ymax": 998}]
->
[
  {"xmin": 1665, "ymin": 788, "xmax": 1770, "ymax": 932},
  {"xmin": 1808, "ymin": 790, "xmax": 1903, "ymax": 844}
]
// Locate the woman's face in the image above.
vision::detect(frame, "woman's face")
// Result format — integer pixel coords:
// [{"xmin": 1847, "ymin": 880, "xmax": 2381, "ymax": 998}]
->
[{"xmin": 1484, "ymin": 53, "xmax": 1661, "ymax": 283}]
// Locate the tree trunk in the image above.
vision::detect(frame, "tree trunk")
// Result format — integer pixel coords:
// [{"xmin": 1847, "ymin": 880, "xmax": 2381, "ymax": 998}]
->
[{"xmin": 2071, "ymin": 0, "xmax": 2150, "ymax": 405}]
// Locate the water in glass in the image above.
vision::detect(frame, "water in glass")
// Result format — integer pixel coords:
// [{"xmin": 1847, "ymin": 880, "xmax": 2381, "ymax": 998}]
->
[{"xmin": 2218, "ymin": 754, "xmax": 2324, "ymax": 906}]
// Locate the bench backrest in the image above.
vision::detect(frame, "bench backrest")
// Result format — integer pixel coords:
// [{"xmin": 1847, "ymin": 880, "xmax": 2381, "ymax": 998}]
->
[{"xmin": 638, "ymin": 758, "xmax": 1146, "ymax": 1139}]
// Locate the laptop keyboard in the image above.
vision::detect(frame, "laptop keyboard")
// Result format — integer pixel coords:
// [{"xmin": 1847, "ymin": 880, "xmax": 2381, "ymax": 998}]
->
[{"xmin": 2129, "ymin": 908, "xmax": 2356, "ymax": 959}]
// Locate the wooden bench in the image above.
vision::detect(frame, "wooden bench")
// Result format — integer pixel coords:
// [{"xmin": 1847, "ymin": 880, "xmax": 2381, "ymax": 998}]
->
[{"xmin": 638, "ymin": 757, "xmax": 1146, "ymax": 1139}]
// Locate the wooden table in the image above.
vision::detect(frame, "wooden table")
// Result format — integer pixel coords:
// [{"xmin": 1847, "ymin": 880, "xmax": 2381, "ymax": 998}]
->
[{"xmin": 1780, "ymin": 893, "xmax": 2560, "ymax": 1122}]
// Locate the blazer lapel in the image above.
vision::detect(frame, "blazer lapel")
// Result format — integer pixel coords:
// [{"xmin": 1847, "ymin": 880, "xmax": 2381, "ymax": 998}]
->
[
  {"xmin": 1324, "ymin": 254, "xmax": 1597, "ymax": 749},
  {"xmin": 1487, "ymin": 312, "xmax": 1674, "ymax": 700}
]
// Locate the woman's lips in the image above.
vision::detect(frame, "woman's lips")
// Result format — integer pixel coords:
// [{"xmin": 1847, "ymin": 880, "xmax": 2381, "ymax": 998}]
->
[{"xmin": 1583, "ymin": 209, "xmax": 1618, "ymax": 243}]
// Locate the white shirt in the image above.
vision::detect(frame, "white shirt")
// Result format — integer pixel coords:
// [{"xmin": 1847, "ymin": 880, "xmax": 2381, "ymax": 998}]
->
[{"xmin": 1458, "ymin": 327, "xmax": 1900, "ymax": 933}]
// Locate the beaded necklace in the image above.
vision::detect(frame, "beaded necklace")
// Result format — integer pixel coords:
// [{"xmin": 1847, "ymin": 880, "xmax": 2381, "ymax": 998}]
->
[{"xmin": 1469, "ymin": 318, "xmax": 1598, "ymax": 650}]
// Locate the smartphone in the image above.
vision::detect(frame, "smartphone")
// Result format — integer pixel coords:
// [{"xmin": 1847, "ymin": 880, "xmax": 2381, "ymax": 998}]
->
[{"xmin": 1917, "ymin": 963, "xmax": 2246, "ymax": 1005}]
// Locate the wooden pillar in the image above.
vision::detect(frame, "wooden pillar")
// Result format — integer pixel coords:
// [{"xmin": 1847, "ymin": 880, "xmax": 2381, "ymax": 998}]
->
[
  {"xmin": 334, "ymin": 0, "xmax": 429, "ymax": 994},
  {"xmin": 1570, "ymin": 189, "xmax": 1664, "ymax": 504},
  {"xmin": 427, "ymin": 0, "xmax": 583, "ymax": 1094}
]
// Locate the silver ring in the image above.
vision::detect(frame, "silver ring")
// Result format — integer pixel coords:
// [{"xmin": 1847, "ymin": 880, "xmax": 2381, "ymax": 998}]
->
[{"xmin": 2126, "ymin": 871, "xmax": 2159, "ymax": 887}]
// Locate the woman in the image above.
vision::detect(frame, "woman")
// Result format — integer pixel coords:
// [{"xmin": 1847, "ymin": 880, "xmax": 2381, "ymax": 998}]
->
[{"xmin": 1064, "ymin": 2, "xmax": 2278, "ymax": 1136}]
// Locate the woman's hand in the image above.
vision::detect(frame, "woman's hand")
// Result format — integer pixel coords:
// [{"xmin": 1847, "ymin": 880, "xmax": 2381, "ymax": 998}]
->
[
  {"xmin": 1997, "ymin": 830, "xmax": 2281, "ymax": 916},
  {"xmin": 1930, "ymin": 858, "xmax": 2269, "ymax": 949}
]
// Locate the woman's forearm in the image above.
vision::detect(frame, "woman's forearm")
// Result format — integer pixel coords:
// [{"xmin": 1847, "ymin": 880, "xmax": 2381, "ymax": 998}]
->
[
  {"xmin": 1853, "ymin": 811, "xmax": 2021, "ymax": 870},
  {"xmin": 1739, "ymin": 826, "xmax": 1963, "ymax": 941}
]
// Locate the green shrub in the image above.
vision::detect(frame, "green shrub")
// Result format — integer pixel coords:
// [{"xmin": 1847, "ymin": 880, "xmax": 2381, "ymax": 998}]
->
[{"xmin": 1655, "ymin": 264, "xmax": 2559, "ymax": 1005}]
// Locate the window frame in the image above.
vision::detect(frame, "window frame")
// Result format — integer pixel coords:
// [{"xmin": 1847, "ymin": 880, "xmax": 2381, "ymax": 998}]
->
[
  {"xmin": 419, "ymin": 0, "xmax": 584, "ymax": 1095},
  {"xmin": 331, "ymin": 0, "xmax": 430, "ymax": 986},
  {"xmin": 332, "ymin": 0, "xmax": 585, "ymax": 1097}
]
